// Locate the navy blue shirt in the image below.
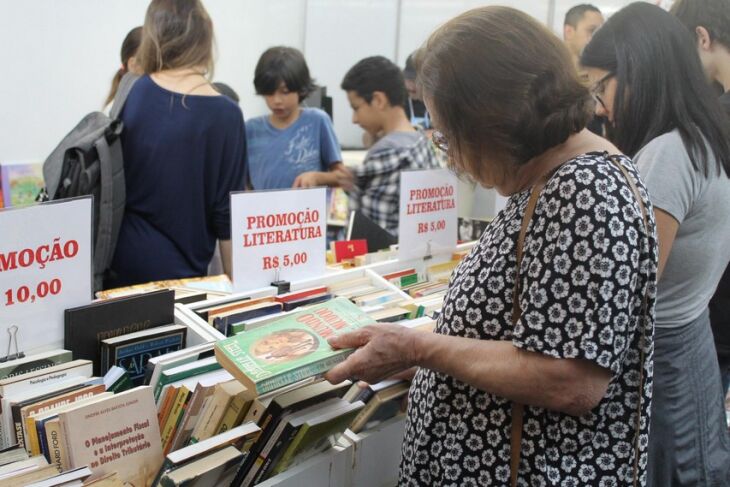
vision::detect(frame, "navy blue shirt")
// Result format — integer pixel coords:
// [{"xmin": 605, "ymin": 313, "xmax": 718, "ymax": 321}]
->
[{"xmin": 109, "ymin": 75, "xmax": 247, "ymax": 287}]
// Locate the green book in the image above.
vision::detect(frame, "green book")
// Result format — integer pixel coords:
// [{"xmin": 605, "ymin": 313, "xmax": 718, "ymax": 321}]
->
[
  {"xmin": 215, "ymin": 297, "xmax": 375, "ymax": 396},
  {"xmin": 154, "ymin": 356, "xmax": 221, "ymax": 401}
]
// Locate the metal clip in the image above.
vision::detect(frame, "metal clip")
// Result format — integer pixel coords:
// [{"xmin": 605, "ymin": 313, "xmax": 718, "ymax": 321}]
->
[{"xmin": 0, "ymin": 325, "xmax": 25, "ymax": 362}]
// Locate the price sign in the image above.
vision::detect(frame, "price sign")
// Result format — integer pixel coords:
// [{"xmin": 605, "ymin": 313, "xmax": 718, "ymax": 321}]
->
[
  {"xmin": 0, "ymin": 198, "xmax": 92, "ymax": 354},
  {"xmin": 230, "ymin": 188, "xmax": 327, "ymax": 292},
  {"xmin": 399, "ymin": 169, "xmax": 458, "ymax": 260}
]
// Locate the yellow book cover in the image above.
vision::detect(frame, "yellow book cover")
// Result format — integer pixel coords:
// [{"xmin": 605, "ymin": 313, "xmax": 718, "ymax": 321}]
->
[{"xmin": 160, "ymin": 386, "xmax": 190, "ymax": 449}]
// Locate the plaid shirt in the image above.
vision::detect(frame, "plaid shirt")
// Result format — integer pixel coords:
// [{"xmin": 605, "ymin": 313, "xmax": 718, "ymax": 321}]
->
[{"xmin": 349, "ymin": 131, "xmax": 441, "ymax": 235}]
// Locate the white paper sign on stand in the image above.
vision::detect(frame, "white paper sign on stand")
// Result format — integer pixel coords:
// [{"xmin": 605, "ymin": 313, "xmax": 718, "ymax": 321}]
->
[
  {"xmin": 231, "ymin": 188, "xmax": 327, "ymax": 292},
  {"xmin": 398, "ymin": 169, "xmax": 458, "ymax": 260},
  {"xmin": 0, "ymin": 197, "xmax": 93, "ymax": 356}
]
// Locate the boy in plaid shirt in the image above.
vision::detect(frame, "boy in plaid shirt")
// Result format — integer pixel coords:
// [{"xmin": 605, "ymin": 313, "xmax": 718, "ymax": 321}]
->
[{"xmin": 341, "ymin": 56, "xmax": 440, "ymax": 236}]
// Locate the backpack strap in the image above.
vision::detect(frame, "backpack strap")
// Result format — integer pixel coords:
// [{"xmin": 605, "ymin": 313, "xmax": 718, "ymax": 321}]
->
[
  {"xmin": 110, "ymin": 72, "xmax": 139, "ymax": 120},
  {"xmin": 509, "ymin": 156, "xmax": 649, "ymax": 487}
]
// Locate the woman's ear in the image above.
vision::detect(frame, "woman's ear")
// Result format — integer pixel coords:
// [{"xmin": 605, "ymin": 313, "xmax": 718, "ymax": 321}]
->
[{"xmin": 695, "ymin": 26, "xmax": 712, "ymax": 52}]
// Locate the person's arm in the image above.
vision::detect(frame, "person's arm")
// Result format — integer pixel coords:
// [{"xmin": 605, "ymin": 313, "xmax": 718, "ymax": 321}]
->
[
  {"xmin": 324, "ymin": 325, "xmax": 610, "ymax": 417},
  {"xmin": 292, "ymin": 163, "xmax": 354, "ymax": 189},
  {"xmin": 654, "ymin": 208, "xmax": 679, "ymax": 280},
  {"xmin": 219, "ymin": 239, "xmax": 232, "ymax": 278}
]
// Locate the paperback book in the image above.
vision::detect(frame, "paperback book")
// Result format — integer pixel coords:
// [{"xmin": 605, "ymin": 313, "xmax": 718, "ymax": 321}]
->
[{"xmin": 215, "ymin": 297, "xmax": 376, "ymax": 396}]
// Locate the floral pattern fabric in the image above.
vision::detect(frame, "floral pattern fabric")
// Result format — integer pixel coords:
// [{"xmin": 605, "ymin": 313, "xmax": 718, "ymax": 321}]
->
[{"xmin": 399, "ymin": 153, "xmax": 658, "ymax": 487}]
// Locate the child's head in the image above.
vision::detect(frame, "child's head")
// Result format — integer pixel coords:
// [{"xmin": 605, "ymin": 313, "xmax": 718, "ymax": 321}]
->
[
  {"xmin": 137, "ymin": 0, "xmax": 215, "ymax": 76},
  {"xmin": 254, "ymin": 47, "xmax": 315, "ymax": 120},
  {"xmin": 341, "ymin": 56, "xmax": 408, "ymax": 135}
]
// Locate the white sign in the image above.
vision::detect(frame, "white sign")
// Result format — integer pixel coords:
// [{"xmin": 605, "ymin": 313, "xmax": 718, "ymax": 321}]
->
[
  {"xmin": 399, "ymin": 169, "xmax": 458, "ymax": 260},
  {"xmin": 0, "ymin": 198, "xmax": 92, "ymax": 355},
  {"xmin": 231, "ymin": 188, "xmax": 327, "ymax": 292}
]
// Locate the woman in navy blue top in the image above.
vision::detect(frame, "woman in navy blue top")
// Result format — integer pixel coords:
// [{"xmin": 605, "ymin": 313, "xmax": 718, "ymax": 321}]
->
[{"xmin": 107, "ymin": 0, "xmax": 246, "ymax": 287}]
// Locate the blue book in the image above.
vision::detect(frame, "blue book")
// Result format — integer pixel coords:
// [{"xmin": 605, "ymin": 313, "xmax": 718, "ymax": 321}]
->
[{"xmin": 101, "ymin": 325, "xmax": 187, "ymax": 386}]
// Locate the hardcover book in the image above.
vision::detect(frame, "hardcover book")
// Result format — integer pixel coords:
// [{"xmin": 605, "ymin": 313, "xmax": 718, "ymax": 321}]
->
[
  {"xmin": 100, "ymin": 324, "xmax": 187, "ymax": 386},
  {"xmin": 64, "ymin": 290, "xmax": 174, "ymax": 375},
  {"xmin": 59, "ymin": 386, "xmax": 163, "ymax": 486},
  {"xmin": 215, "ymin": 297, "xmax": 376, "ymax": 396}
]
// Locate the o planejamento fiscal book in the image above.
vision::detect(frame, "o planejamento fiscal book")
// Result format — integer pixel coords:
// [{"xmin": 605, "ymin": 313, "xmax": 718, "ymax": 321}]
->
[{"xmin": 215, "ymin": 297, "xmax": 376, "ymax": 396}]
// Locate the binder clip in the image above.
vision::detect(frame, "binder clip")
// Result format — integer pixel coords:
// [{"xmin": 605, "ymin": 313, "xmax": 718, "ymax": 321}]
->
[
  {"xmin": 270, "ymin": 268, "xmax": 290, "ymax": 295},
  {"xmin": 0, "ymin": 325, "xmax": 25, "ymax": 363},
  {"xmin": 424, "ymin": 240, "xmax": 434, "ymax": 261}
]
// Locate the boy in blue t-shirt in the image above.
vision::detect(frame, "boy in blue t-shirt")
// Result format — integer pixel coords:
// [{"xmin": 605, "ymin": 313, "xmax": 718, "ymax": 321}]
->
[{"xmin": 246, "ymin": 46, "xmax": 345, "ymax": 190}]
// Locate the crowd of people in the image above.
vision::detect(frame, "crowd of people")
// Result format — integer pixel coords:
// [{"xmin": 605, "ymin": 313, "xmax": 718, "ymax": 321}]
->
[{"xmin": 100, "ymin": 0, "xmax": 730, "ymax": 485}]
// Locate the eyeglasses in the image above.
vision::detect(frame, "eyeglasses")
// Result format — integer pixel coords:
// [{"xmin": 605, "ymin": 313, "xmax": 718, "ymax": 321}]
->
[
  {"xmin": 591, "ymin": 72, "xmax": 614, "ymax": 113},
  {"xmin": 431, "ymin": 130, "xmax": 449, "ymax": 153}
]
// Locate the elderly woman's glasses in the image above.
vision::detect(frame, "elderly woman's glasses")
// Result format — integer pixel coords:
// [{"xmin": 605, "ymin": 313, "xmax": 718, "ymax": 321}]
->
[{"xmin": 432, "ymin": 130, "xmax": 449, "ymax": 153}]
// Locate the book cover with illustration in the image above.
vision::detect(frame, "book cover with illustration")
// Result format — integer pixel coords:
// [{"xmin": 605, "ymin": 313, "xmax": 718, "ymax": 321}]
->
[
  {"xmin": 59, "ymin": 386, "xmax": 163, "ymax": 487},
  {"xmin": 0, "ymin": 161, "xmax": 44, "ymax": 207},
  {"xmin": 215, "ymin": 297, "xmax": 376, "ymax": 396}
]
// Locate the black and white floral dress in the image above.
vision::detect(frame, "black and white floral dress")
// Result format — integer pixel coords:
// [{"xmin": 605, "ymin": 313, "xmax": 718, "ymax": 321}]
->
[{"xmin": 399, "ymin": 153, "xmax": 657, "ymax": 486}]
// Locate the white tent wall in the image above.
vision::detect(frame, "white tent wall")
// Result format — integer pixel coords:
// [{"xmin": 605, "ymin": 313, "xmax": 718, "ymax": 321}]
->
[{"xmin": 0, "ymin": 0, "xmax": 641, "ymax": 162}]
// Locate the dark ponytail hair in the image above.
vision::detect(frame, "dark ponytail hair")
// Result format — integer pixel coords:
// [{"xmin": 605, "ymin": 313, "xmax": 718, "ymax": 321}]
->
[
  {"xmin": 581, "ymin": 2, "xmax": 730, "ymax": 177},
  {"xmin": 105, "ymin": 26, "xmax": 143, "ymax": 107}
]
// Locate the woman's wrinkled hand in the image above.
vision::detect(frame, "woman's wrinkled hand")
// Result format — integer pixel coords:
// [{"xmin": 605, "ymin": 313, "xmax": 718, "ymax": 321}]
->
[{"xmin": 324, "ymin": 324, "xmax": 418, "ymax": 385}]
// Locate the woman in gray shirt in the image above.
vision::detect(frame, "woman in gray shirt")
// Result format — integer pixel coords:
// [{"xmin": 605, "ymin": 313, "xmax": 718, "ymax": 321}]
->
[{"xmin": 582, "ymin": 3, "xmax": 730, "ymax": 486}]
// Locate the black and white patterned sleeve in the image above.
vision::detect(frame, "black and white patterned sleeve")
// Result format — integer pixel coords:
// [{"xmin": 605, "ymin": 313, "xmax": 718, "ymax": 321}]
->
[{"xmin": 511, "ymin": 158, "xmax": 646, "ymax": 376}]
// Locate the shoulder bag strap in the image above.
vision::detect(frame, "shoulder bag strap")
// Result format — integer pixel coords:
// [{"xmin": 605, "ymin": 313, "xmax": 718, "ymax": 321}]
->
[
  {"xmin": 608, "ymin": 157, "xmax": 649, "ymax": 487},
  {"xmin": 510, "ymin": 180, "xmax": 545, "ymax": 487},
  {"xmin": 509, "ymin": 156, "xmax": 650, "ymax": 487}
]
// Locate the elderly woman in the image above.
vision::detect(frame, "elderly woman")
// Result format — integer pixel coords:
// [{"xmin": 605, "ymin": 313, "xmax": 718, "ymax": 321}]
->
[{"xmin": 325, "ymin": 6, "xmax": 657, "ymax": 487}]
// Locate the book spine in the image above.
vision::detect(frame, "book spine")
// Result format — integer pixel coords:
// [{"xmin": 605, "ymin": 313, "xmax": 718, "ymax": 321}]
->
[
  {"xmin": 45, "ymin": 420, "xmax": 67, "ymax": 471},
  {"xmin": 255, "ymin": 422, "xmax": 303, "ymax": 484},
  {"xmin": 215, "ymin": 394, "xmax": 250, "ymax": 435},
  {"xmin": 270, "ymin": 424, "xmax": 310, "ymax": 477},
  {"xmin": 37, "ymin": 419, "xmax": 50, "ymax": 461},
  {"xmin": 157, "ymin": 387, "xmax": 177, "ymax": 431},
  {"xmin": 11, "ymin": 405, "xmax": 25, "ymax": 450},
  {"xmin": 189, "ymin": 387, "xmax": 231, "ymax": 445},
  {"xmin": 245, "ymin": 414, "xmax": 292, "ymax": 485},
  {"xmin": 57, "ymin": 417, "xmax": 72, "ymax": 471},
  {"xmin": 163, "ymin": 393, "xmax": 189, "ymax": 456},
  {"xmin": 255, "ymin": 353, "xmax": 351, "ymax": 395},
  {"xmin": 160, "ymin": 388, "xmax": 188, "ymax": 451},
  {"xmin": 25, "ymin": 416, "xmax": 40, "ymax": 455},
  {"xmin": 348, "ymin": 396, "xmax": 382, "ymax": 434}
]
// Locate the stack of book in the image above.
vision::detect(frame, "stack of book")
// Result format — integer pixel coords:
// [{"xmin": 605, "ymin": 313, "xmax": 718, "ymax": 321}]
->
[
  {"xmin": 64, "ymin": 290, "xmax": 186, "ymax": 384},
  {"xmin": 184, "ymin": 276, "xmax": 407, "ymax": 337},
  {"xmin": 379, "ymin": 254, "xmax": 468, "ymax": 320},
  {"xmin": 96, "ymin": 275, "xmax": 232, "ymax": 301}
]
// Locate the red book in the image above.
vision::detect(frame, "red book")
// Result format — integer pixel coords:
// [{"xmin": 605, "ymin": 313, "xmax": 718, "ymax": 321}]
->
[
  {"xmin": 333, "ymin": 240, "xmax": 368, "ymax": 263},
  {"xmin": 382, "ymin": 268, "xmax": 417, "ymax": 281},
  {"xmin": 274, "ymin": 286, "xmax": 329, "ymax": 303}
]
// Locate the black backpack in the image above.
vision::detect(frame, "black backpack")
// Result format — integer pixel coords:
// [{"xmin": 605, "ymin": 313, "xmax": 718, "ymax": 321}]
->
[{"xmin": 41, "ymin": 73, "xmax": 138, "ymax": 291}]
